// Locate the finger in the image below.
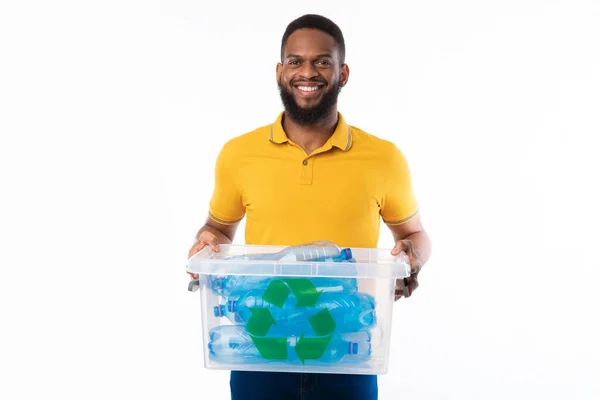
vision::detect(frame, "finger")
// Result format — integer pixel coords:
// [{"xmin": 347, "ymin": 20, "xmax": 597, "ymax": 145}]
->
[
  {"xmin": 394, "ymin": 287, "xmax": 406, "ymax": 300},
  {"xmin": 397, "ymin": 241, "xmax": 421, "ymax": 274},
  {"xmin": 394, "ymin": 278, "xmax": 407, "ymax": 299},
  {"xmin": 186, "ymin": 271, "xmax": 199, "ymax": 279},
  {"xmin": 394, "ymin": 278, "xmax": 403, "ymax": 290},
  {"xmin": 391, "ymin": 241, "xmax": 406, "ymax": 256},
  {"xmin": 402, "ymin": 240, "xmax": 416, "ymax": 261},
  {"xmin": 409, "ymin": 262, "xmax": 417, "ymax": 275},
  {"xmin": 394, "ymin": 287, "xmax": 402, "ymax": 301},
  {"xmin": 199, "ymin": 236, "xmax": 220, "ymax": 252},
  {"xmin": 209, "ymin": 240, "xmax": 220, "ymax": 252},
  {"xmin": 188, "ymin": 241, "xmax": 209, "ymax": 259},
  {"xmin": 408, "ymin": 274, "xmax": 419, "ymax": 295},
  {"xmin": 187, "ymin": 272, "xmax": 198, "ymax": 279}
]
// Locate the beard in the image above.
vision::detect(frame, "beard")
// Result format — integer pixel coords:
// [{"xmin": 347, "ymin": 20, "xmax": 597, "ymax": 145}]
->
[{"xmin": 277, "ymin": 78, "xmax": 342, "ymax": 126}]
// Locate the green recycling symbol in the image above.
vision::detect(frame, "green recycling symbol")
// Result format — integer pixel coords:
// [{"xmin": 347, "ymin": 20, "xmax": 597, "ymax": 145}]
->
[{"xmin": 244, "ymin": 278, "xmax": 336, "ymax": 364}]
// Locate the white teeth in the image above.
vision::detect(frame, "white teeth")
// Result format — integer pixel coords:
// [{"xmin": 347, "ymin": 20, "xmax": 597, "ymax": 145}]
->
[{"xmin": 297, "ymin": 86, "xmax": 320, "ymax": 92}]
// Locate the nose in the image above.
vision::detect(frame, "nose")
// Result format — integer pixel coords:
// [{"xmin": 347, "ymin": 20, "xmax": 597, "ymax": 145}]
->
[{"xmin": 298, "ymin": 62, "xmax": 319, "ymax": 79}]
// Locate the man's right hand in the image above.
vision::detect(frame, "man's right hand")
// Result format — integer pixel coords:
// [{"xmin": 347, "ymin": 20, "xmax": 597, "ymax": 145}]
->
[{"xmin": 187, "ymin": 230, "xmax": 221, "ymax": 280}]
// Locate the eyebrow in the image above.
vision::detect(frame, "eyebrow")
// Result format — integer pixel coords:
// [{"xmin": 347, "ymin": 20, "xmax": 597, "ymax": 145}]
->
[{"xmin": 286, "ymin": 53, "xmax": 333, "ymax": 59}]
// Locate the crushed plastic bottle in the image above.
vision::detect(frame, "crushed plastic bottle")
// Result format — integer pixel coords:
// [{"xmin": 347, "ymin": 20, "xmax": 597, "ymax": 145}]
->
[
  {"xmin": 215, "ymin": 290, "xmax": 376, "ymax": 332},
  {"xmin": 207, "ymin": 325, "xmax": 371, "ymax": 364},
  {"xmin": 210, "ymin": 275, "xmax": 359, "ymax": 299}
]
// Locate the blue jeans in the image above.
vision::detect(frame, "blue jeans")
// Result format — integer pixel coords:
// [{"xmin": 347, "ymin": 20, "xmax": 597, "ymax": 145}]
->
[{"xmin": 230, "ymin": 371, "xmax": 378, "ymax": 400}]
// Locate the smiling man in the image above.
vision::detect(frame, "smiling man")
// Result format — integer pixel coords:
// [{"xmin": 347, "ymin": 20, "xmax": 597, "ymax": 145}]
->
[
  {"xmin": 188, "ymin": 14, "xmax": 432, "ymax": 400},
  {"xmin": 276, "ymin": 27, "xmax": 346, "ymax": 134}
]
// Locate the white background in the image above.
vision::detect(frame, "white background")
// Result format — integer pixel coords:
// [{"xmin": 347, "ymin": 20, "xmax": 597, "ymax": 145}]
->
[{"xmin": 1, "ymin": 0, "xmax": 599, "ymax": 399}]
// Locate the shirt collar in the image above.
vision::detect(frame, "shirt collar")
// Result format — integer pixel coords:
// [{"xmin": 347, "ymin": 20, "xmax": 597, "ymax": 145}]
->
[{"xmin": 269, "ymin": 112, "xmax": 353, "ymax": 152}]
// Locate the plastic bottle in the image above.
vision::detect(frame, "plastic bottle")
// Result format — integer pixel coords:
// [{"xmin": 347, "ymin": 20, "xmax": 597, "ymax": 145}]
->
[
  {"xmin": 223, "ymin": 241, "xmax": 354, "ymax": 262},
  {"xmin": 210, "ymin": 242, "xmax": 357, "ymax": 298},
  {"xmin": 216, "ymin": 290, "xmax": 377, "ymax": 332},
  {"xmin": 207, "ymin": 325, "xmax": 371, "ymax": 364},
  {"xmin": 210, "ymin": 275, "xmax": 359, "ymax": 299}
]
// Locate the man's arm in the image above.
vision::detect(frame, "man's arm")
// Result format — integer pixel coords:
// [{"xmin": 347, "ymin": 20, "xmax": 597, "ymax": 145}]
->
[{"xmin": 387, "ymin": 214, "xmax": 432, "ymax": 299}]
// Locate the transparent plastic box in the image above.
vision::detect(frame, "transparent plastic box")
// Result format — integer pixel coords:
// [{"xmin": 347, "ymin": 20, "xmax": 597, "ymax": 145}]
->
[{"xmin": 187, "ymin": 243, "xmax": 411, "ymax": 375}]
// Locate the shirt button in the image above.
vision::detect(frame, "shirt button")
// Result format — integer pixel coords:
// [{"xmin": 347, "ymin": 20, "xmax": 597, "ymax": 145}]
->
[{"xmin": 302, "ymin": 160, "xmax": 308, "ymax": 166}]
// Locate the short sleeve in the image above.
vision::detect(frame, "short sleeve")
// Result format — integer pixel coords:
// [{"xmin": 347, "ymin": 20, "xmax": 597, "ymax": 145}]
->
[
  {"xmin": 380, "ymin": 145, "xmax": 419, "ymax": 225},
  {"xmin": 208, "ymin": 142, "xmax": 245, "ymax": 225}
]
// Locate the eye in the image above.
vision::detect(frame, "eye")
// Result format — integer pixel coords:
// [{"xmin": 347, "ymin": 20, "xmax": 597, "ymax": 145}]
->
[
  {"xmin": 287, "ymin": 60, "xmax": 301, "ymax": 66},
  {"xmin": 316, "ymin": 60, "xmax": 331, "ymax": 66}
]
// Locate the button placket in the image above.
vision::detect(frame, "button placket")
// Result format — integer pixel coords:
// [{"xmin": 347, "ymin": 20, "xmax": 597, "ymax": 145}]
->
[{"xmin": 299, "ymin": 157, "xmax": 314, "ymax": 185}]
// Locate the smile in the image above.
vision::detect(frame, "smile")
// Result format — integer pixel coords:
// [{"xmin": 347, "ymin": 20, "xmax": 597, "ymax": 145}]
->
[
  {"xmin": 296, "ymin": 86, "xmax": 321, "ymax": 92},
  {"xmin": 292, "ymin": 83, "xmax": 326, "ymax": 97}
]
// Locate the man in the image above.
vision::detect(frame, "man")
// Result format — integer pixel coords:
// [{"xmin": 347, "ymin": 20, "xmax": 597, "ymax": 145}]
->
[{"xmin": 188, "ymin": 14, "xmax": 431, "ymax": 400}]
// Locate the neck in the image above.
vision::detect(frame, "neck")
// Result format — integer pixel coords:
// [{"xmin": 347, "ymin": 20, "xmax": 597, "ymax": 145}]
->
[{"xmin": 282, "ymin": 108, "xmax": 339, "ymax": 155}]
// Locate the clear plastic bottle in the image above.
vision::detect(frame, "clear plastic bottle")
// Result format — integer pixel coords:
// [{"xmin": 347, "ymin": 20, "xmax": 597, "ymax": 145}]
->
[
  {"xmin": 223, "ymin": 241, "xmax": 353, "ymax": 262},
  {"xmin": 215, "ymin": 290, "xmax": 377, "ymax": 332},
  {"xmin": 210, "ymin": 275, "xmax": 359, "ymax": 299},
  {"xmin": 210, "ymin": 242, "xmax": 357, "ymax": 298},
  {"xmin": 207, "ymin": 325, "xmax": 371, "ymax": 364}
]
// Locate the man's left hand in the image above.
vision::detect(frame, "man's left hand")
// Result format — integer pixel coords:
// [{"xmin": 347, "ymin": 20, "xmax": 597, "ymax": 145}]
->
[{"xmin": 391, "ymin": 239, "xmax": 423, "ymax": 300}]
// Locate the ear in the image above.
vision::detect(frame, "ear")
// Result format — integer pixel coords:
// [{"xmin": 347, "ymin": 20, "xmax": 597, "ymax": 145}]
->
[
  {"xmin": 276, "ymin": 63, "xmax": 282, "ymax": 83},
  {"xmin": 340, "ymin": 63, "xmax": 350, "ymax": 87}
]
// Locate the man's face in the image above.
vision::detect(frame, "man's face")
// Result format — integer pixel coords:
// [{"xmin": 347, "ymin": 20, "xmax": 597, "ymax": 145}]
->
[{"xmin": 277, "ymin": 28, "xmax": 349, "ymax": 125}]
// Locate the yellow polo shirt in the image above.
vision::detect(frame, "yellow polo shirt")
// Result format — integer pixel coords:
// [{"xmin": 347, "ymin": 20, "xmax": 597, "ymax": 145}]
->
[{"xmin": 208, "ymin": 112, "xmax": 419, "ymax": 248}]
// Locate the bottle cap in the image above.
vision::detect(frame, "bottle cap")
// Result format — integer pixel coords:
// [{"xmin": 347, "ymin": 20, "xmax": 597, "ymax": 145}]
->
[
  {"xmin": 227, "ymin": 300, "xmax": 235, "ymax": 312},
  {"xmin": 213, "ymin": 305, "xmax": 226, "ymax": 317}
]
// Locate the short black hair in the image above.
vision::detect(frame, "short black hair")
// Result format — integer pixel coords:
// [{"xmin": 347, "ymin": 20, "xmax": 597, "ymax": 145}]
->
[{"xmin": 280, "ymin": 14, "xmax": 346, "ymax": 64}]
